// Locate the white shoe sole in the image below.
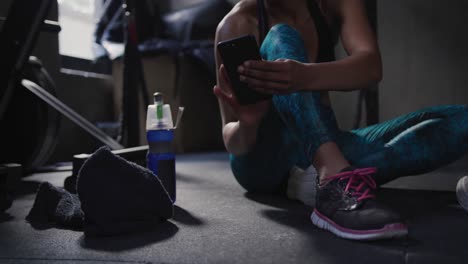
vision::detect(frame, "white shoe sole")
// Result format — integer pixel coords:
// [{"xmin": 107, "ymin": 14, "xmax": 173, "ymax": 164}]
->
[{"xmin": 311, "ymin": 209, "xmax": 408, "ymax": 241}]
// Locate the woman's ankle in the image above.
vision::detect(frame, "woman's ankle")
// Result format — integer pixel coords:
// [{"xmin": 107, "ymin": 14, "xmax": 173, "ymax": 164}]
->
[
  {"xmin": 312, "ymin": 142, "xmax": 351, "ymax": 185},
  {"xmin": 317, "ymin": 164, "xmax": 350, "ymax": 185}
]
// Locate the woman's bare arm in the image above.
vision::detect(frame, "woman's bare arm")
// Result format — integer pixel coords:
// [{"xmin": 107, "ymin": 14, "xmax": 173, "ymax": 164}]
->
[
  {"xmin": 214, "ymin": 6, "xmax": 270, "ymax": 156},
  {"xmin": 307, "ymin": 0, "xmax": 382, "ymax": 91},
  {"xmin": 238, "ymin": 0, "xmax": 382, "ymax": 93}
]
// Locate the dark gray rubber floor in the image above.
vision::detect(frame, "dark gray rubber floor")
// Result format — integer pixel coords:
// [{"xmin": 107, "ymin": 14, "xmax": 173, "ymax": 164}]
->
[{"xmin": 1, "ymin": 152, "xmax": 468, "ymax": 264}]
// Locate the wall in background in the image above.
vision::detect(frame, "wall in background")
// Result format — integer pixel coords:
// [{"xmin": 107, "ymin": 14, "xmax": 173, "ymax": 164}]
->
[
  {"xmin": 378, "ymin": 0, "xmax": 468, "ymax": 121},
  {"xmin": 328, "ymin": 45, "xmax": 360, "ymax": 130}
]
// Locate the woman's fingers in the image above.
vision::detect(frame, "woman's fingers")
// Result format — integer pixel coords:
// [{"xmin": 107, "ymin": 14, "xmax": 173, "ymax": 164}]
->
[
  {"xmin": 218, "ymin": 61, "xmax": 293, "ymax": 98},
  {"xmin": 239, "ymin": 75, "xmax": 290, "ymax": 94},
  {"xmin": 243, "ymin": 60, "xmax": 288, "ymax": 72},
  {"xmin": 253, "ymin": 86, "xmax": 290, "ymax": 95},
  {"xmin": 218, "ymin": 65, "xmax": 240, "ymax": 106},
  {"xmin": 238, "ymin": 65, "xmax": 290, "ymax": 83},
  {"xmin": 219, "ymin": 64, "xmax": 234, "ymax": 92},
  {"xmin": 213, "ymin": 85, "xmax": 239, "ymax": 109},
  {"xmin": 238, "ymin": 59, "xmax": 301, "ymax": 94}
]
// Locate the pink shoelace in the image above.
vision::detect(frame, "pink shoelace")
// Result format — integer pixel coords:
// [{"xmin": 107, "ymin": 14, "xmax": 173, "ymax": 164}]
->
[{"xmin": 326, "ymin": 168, "xmax": 378, "ymax": 202}]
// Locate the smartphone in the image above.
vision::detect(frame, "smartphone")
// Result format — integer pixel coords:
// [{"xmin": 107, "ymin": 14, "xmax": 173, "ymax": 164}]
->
[{"xmin": 217, "ymin": 35, "xmax": 272, "ymax": 105}]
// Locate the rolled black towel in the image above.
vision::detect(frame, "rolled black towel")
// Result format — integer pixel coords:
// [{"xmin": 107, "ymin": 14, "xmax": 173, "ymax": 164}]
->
[
  {"xmin": 77, "ymin": 147, "xmax": 173, "ymax": 236},
  {"xmin": 26, "ymin": 182, "xmax": 84, "ymax": 229}
]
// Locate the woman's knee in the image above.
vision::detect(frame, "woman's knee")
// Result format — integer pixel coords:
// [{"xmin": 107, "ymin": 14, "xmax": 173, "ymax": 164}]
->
[
  {"xmin": 260, "ymin": 24, "xmax": 308, "ymax": 63},
  {"xmin": 437, "ymin": 105, "xmax": 468, "ymax": 131},
  {"xmin": 265, "ymin": 24, "xmax": 302, "ymax": 40},
  {"xmin": 419, "ymin": 104, "xmax": 468, "ymax": 118},
  {"xmin": 450, "ymin": 105, "xmax": 468, "ymax": 138},
  {"xmin": 456, "ymin": 105, "xmax": 468, "ymax": 117}
]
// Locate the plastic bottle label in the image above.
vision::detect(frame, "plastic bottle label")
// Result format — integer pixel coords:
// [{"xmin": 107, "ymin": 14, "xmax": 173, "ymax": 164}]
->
[{"xmin": 147, "ymin": 152, "xmax": 176, "ymax": 202}]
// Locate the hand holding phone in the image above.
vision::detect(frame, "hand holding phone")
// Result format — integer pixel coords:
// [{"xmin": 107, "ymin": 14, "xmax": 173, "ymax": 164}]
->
[{"xmin": 217, "ymin": 35, "xmax": 272, "ymax": 105}]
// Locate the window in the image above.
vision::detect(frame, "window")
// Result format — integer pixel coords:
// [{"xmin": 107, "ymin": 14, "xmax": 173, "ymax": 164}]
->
[
  {"xmin": 58, "ymin": 0, "xmax": 99, "ymax": 60},
  {"xmin": 58, "ymin": 0, "xmax": 110, "ymax": 75}
]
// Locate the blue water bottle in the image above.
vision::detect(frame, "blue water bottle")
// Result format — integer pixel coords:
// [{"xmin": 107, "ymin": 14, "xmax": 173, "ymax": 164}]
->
[{"xmin": 146, "ymin": 93, "xmax": 176, "ymax": 202}]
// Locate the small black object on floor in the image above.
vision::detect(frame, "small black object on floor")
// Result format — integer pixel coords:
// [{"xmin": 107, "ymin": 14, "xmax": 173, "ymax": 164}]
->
[
  {"xmin": 0, "ymin": 164, "xmax": 22, "ymax": 213},
  {"xmin": 26, "ymin": 147, "xmax": 173, "ymax": 236},
  {"xmin": 26, "ymin": 182, "xmax": 83, "ymax": 230}
]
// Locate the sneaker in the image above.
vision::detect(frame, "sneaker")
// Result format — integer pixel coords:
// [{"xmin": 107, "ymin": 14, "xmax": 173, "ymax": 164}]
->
[
  {"xmin": 311, "ymin": 167, "xmax": 408, "ymax": 240},
  {"xmin": 287, "ymin": 165, "xmax": 317, "ymax": 207},
  {"xmin": 456, "ymin": 175, "xmax": 468, "ymax": 211}
]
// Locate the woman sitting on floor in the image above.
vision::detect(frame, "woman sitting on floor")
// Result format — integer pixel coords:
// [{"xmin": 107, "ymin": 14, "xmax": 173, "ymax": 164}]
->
[{"xmin": 213, "ymin": 0, "xmax": 468, "ymax": 240}]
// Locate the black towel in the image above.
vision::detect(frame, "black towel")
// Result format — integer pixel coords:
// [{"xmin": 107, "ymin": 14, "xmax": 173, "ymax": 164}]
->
[
  {"xmin": 78, "ymin": 147, "xmax": 173, "ymax": 236},
  {"xmin": 27, "ymin": 147, "xmax": 174, "ymax": 236},
  {"xmin": 26, "ymin": 182, "xmax": 84, "ymax": 229}
]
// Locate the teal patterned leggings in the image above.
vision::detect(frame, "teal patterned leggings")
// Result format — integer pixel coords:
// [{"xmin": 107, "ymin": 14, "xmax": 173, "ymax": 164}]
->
[{"xmin": 230, "ymin": 24, "xmax": 468, "ymax": 193}]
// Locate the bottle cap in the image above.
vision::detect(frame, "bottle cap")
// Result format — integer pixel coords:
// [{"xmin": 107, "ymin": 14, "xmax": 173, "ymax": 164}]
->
[
  {"xmin": 153, "ymin": 92, "xmax": 163, "ymax": 104},
  {"xmin": 146, "ymin": 104, "xmax": 173, "ymax": 130}
]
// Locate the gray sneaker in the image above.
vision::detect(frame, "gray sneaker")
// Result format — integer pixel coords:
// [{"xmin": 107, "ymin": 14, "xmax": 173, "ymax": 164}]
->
[{"xmin": 311, "ymin": 167, "xmax": 408, "ymax": 240}]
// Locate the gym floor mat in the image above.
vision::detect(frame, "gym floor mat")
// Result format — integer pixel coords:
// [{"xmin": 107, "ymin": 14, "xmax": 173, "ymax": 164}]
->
[{"xmin": 0, "ymin": 152, "xmax": 467, "ymax": 264}]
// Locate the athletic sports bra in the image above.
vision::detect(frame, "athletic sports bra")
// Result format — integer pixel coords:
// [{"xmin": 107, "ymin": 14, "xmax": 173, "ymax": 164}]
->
[{"xmin": 256, "ymin": 0, "xmax": 336, "ymax": 63}]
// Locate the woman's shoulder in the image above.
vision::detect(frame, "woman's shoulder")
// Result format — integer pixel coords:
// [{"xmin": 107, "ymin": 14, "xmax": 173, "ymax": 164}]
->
[{"xmin": 216, "ymin": 0, "xmax": 258, "ymax": 41}]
